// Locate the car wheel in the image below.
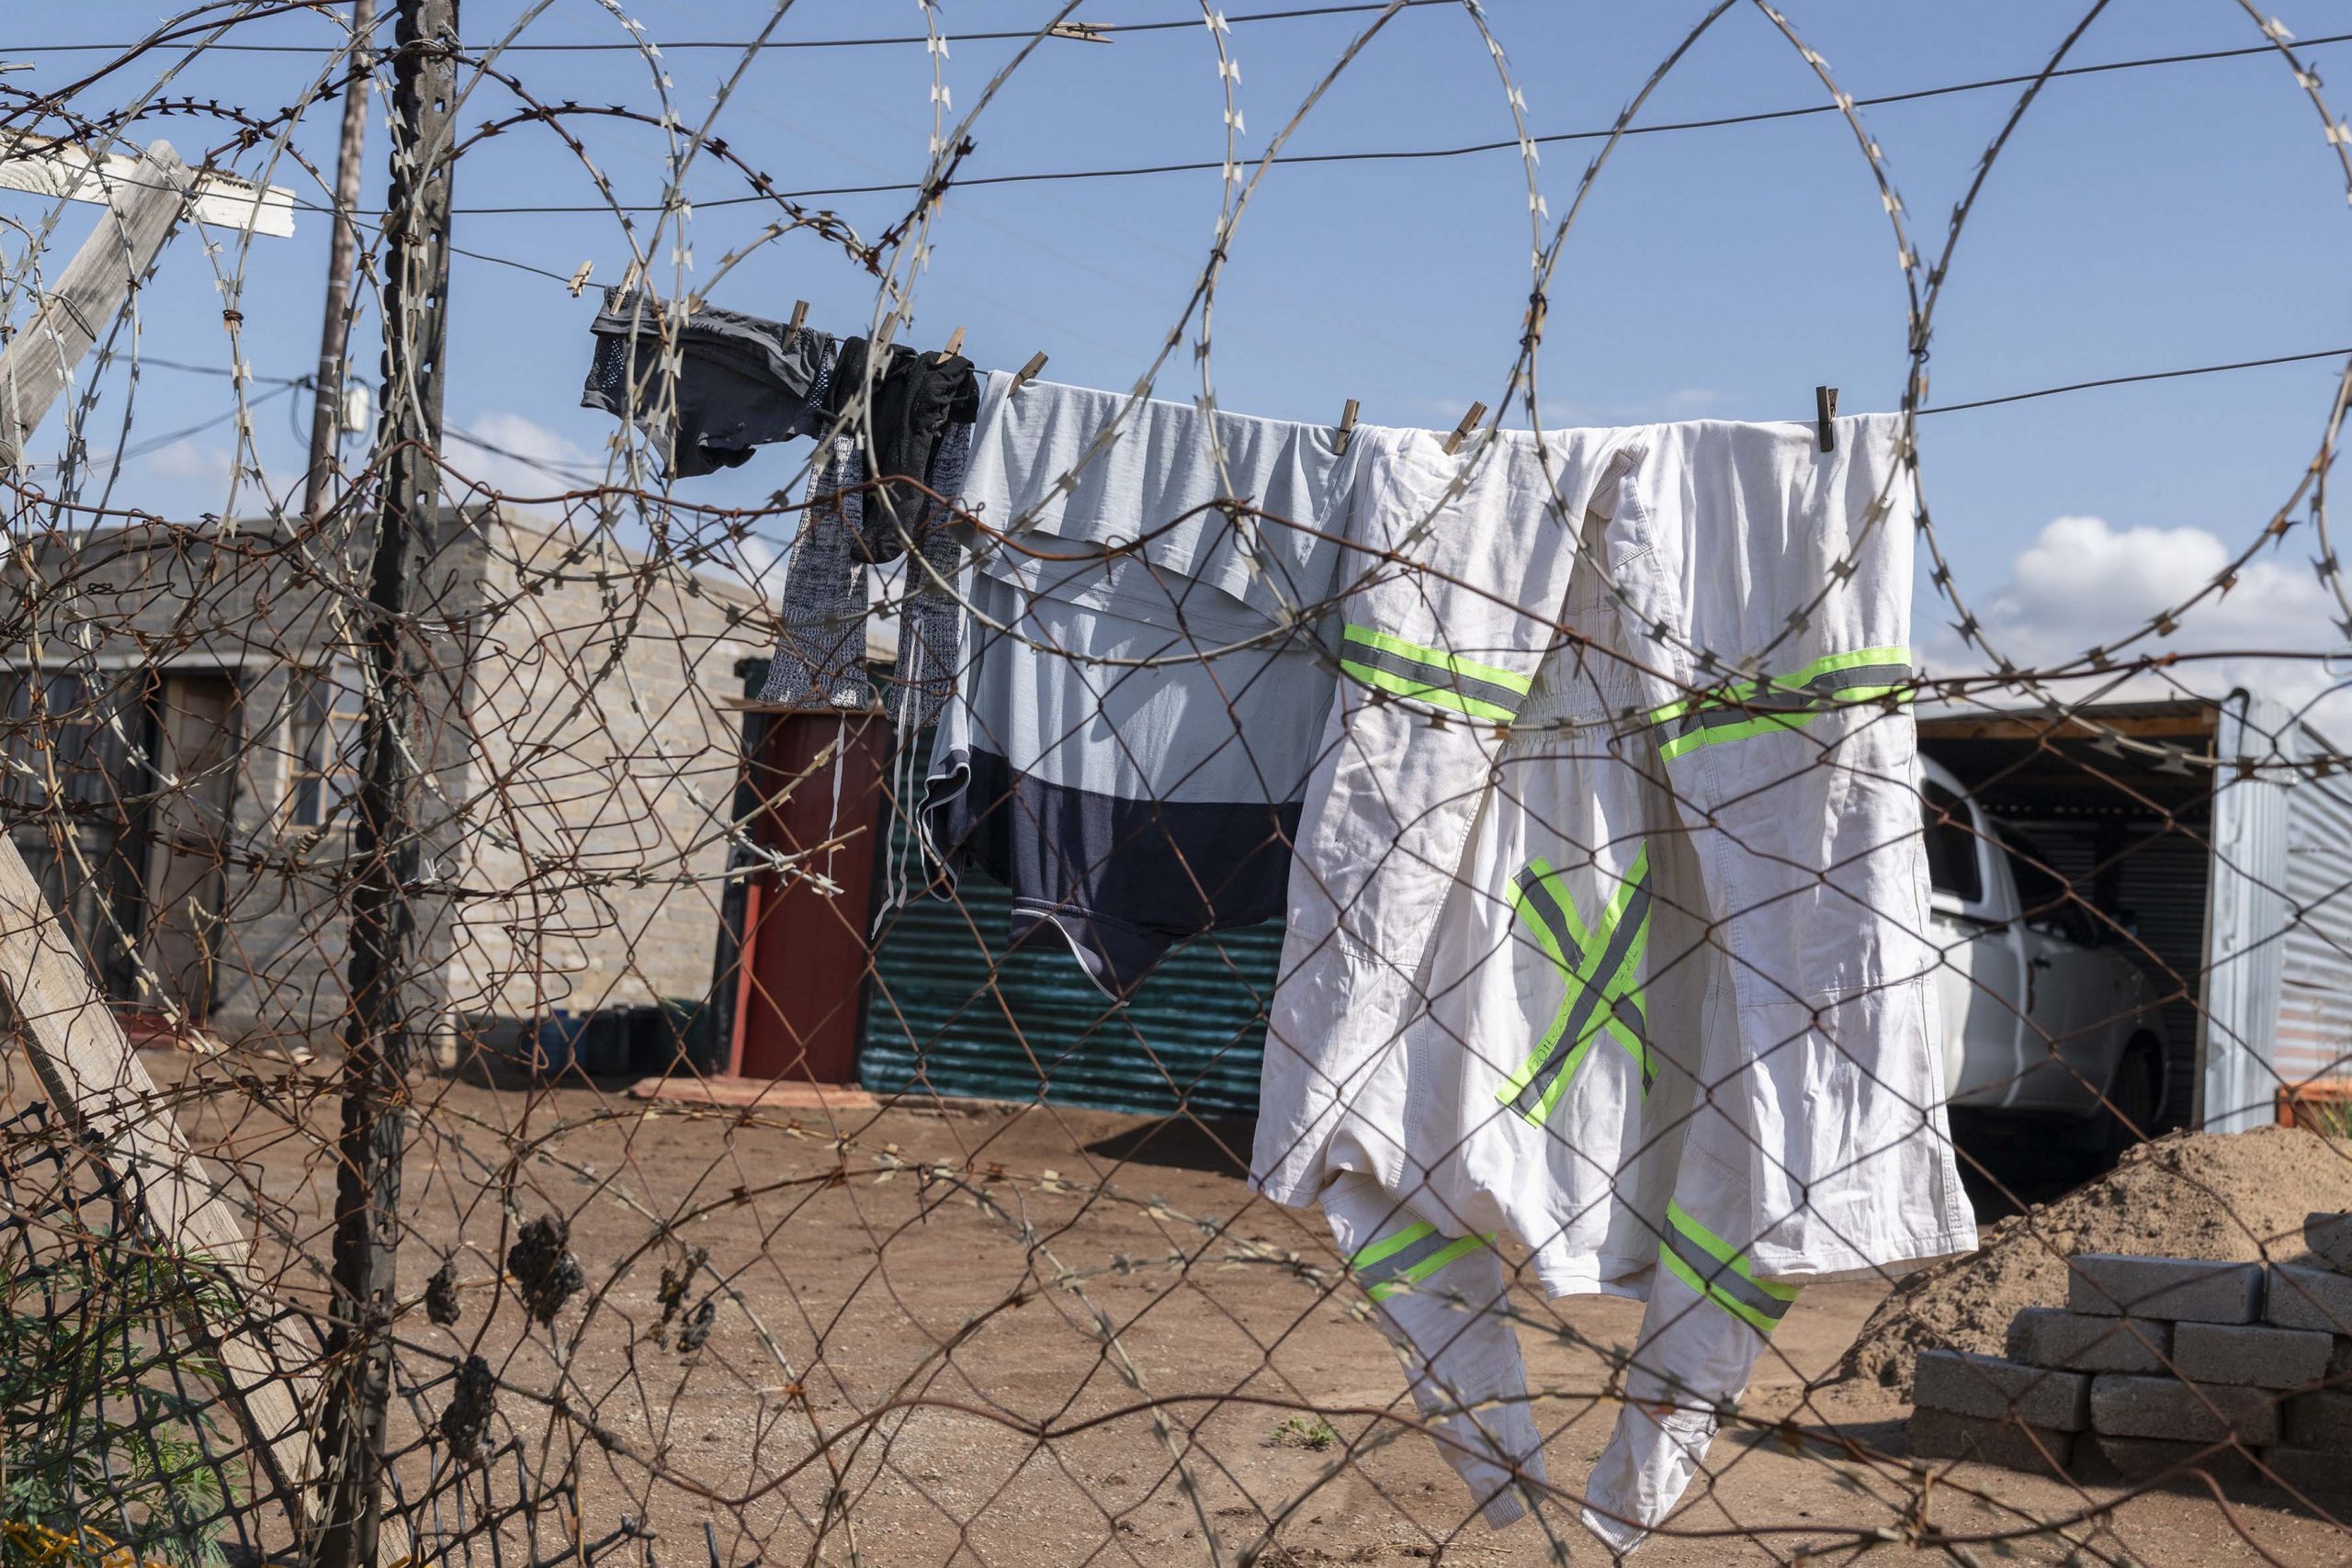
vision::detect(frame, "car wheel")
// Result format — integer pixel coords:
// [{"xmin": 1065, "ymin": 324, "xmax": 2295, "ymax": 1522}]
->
[{"xmin": 2100, "ymin": 1042, "xmax": 2161, "ymax": 1161}]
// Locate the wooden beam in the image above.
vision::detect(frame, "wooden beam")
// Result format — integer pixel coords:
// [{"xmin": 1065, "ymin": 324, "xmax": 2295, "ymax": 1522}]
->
[
  {"xmin": 1917, "ymin": 709, "xmax": 2219, "ymax": 744},
  {"xmin": 0, "ymin": 839, "xmax": 328, "ymax": 1535},
  {"xmin": 0, "ymin": 141, "xmax": 196, "ymax": 471},
  {"xmin": 0, "ymin": 128, "xmax": 295, "ymax": 237}
]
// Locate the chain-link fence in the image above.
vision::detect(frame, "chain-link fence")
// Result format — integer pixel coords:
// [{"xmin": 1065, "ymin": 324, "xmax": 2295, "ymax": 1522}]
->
[{"xmin": 2, "ymin": 4, "xmax": 2350, "ymax": 1566}]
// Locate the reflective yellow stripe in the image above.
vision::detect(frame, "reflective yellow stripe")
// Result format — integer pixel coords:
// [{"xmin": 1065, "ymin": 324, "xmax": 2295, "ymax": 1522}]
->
[
  {"xmin": 1651, "ymin": 646, "xmax": 1914, "ymax": 761},
  {"xmin": 1660, "ymin": 1201, "xmax": 1798, "ymax": 1335},
  {"xmin": 1498, "ymin": 846, "xmax": 1654, "ymax": 1124},
  {"xmin": 1340, "ymin": 624, "xmax": 1532, "ymax": 722}
]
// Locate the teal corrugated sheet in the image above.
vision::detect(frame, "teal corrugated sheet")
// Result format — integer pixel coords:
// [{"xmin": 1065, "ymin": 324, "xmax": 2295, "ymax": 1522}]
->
[{"xmin": 860, "ymin": 835, "xmax": 1282, "ymax": 1116}]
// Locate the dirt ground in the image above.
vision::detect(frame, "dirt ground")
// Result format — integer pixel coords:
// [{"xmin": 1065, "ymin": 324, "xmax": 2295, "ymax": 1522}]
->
[{"xmin": 51, "ymin": 1057, "xmax": 2352, "ymax": 1565}]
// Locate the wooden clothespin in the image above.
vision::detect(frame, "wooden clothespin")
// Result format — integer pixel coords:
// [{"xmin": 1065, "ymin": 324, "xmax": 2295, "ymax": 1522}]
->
[
  {"xmin": 1815, "ymin": 385, "xmax": 1838, "ymax": 453},
  {"xmin": 1047, "ymin": 21, "xmax": 1111, "ymax": 42},
  {"xmin": 1011, "ymin": 351, "xmax": 1048, "ymax": 392},
  {"xmin": 566, "ymin": 260, "xmax": 594, "ymax": 298},
  {"xmin": 784, "ymin": 299, "xmax": 808, "ymax": 344},
  {"xmin": 938, "ymin": 326, "xmax": 966, "ymax": 363},
  {"xmin": 1335, "ymin": 398, "xmax": 1359, "ymax": 455},
  {"xmin": 1442, "ymin": 401, "xmax": 1486, "ymax": 457}
]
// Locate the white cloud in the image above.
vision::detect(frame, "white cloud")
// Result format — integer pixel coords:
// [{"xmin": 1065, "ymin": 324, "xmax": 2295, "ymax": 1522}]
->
[
  {"xmin": 444, "ymin": 411, "xmax": 603, "ymax": 502},
  {"xmin": 1922, "ymin": 513, "xmax": 2352, "ymax": 726},
  {"xmin": 146, "ymin": 439, "xmax": 236, "ymax": 482}
]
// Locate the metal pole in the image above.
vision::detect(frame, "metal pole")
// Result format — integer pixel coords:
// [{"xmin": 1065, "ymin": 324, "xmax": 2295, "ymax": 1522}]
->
[
  {"xmin": 303, "ymin": 0, "xmax": 376, "ymax": 523},
  {"xmin": 314, "ymin": 1, "xmax": 455, "ymax": 1563}
]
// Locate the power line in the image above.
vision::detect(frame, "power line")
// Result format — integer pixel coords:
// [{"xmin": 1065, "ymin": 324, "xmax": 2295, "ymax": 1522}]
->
[
  {"xmin": 0, "ymin": 3, "xmax": 1450, "ymax": 55},
  {"xmin": 386, "ymin": 29, "xmax": 2352, "ymax": 216},
  {"xmin": 1916, "ymin": 344, "xmax": 2352, "ymax": 415},
  {"xmin": 136, "ymin": 355, "xmax": 310, "ymax": 385}
]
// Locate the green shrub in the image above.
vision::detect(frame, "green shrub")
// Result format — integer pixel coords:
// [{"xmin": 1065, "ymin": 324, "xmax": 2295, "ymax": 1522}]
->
[{"xmin": 0, "ymin": 1244, "xmax": 242, "ymax": 1568}]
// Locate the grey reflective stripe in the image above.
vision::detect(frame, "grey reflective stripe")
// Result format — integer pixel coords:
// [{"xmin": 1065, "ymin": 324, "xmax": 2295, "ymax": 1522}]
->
[
  {"xmin": 1512, "ymin": 863, "xmax": 1577, "ymax": 952},
  {"xmin": 1672, "ymin": 662, "xmax": 1915, "ymax": 736},
  {"xmin": 1611, "ymin": 994, "xmax": 1654, "ymax": 1089},
  {"xmin": 1357, "ymin": 1229, "xmax": 1462, "ymax": 1291},
  {"xmin": 1340, "ymin": 637, "xmax": 1529, "ymax": 718},
  {"xmin": 1663, "ymin": 1225, "xmax": 1793, "ymax": 1324},
  {"xmin": 1510, "ymin": 869, "xmax": 1653, "ymax": 1119}
]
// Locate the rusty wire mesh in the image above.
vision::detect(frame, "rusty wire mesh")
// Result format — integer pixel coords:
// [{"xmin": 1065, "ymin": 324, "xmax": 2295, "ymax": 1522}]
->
[{"xmin": 0, "ymin": 4, "xmax": 2350, "ymax": 1566}]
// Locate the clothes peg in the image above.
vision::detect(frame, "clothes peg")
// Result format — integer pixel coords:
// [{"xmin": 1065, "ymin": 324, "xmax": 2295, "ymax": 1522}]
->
[
  {"xmin": 783, "ymin": 299, "xmax": 808, "ymax": 345},
  {"xmin": 1442, "ymin": 401, "xmax": 1486, "ymax": 457},
  {"xmin": 939, "ymin": 326, "xmax": 966, "ymax": 362},
  {"xmin": 1047, "ymin": 20, "xmax": 1111, "ymax": 41},
  {"xmin": 565, "ymin": 260, "xmax": 594, "ymax": 298},
  {"xmin": 1011, "ymin": 351, "xmax": 1048, "ymax": 392},
  {"xmin": 1815, "ymin": 385, "xmax": 1838, "ymax": 453},
  {"xmin": 1335, "ymin": 397, "xmax": 1359, "ymax": 455}
]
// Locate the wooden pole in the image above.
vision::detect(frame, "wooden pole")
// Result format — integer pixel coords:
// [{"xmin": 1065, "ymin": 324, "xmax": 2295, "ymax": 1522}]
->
[
  {"xmin": 314, "ymin": 1, "xmax": 457, "ymax": 1563},
  {"xmin": 304, "ymin": 0, "xmax": 378, "ymax": 522}
]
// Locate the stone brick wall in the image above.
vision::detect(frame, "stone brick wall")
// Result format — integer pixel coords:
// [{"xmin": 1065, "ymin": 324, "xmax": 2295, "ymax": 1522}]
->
[
  {"xmin": 1, "ymin": 507, "xmax": 765, "ymax": 1056},
  {"xmin": 441, "ymin": 513, "xmax": 765, "ymax": 1044}
]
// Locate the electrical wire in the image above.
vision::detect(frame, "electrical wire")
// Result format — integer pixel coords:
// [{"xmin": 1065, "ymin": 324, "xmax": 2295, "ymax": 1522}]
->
[
  {"xmin": 1916, "ymin": 344, "xmax": 2352, "ymax": 416},
  {"xmin": 0, "ymin": 3, "xmax": 1453, "ymax": 55},
  {"xmin": 376, "ymin": 29, "xmax": 2352, "ymax": 216}
]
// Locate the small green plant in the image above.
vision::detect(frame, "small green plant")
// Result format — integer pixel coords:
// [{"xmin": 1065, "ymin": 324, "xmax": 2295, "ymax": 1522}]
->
[
  {"xmin": 0, "ymin": 1242, "xmax": 243, "ymax": 1568},
  {"xmin": 1268, "ymin": 1415, "xmax": 1340, "ymax": 1452}
]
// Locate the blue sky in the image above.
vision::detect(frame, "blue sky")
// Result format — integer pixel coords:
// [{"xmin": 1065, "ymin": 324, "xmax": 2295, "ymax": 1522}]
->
[{"xmin": 10, "ymin": 1, "xmax": 2351, "ymax": 678}]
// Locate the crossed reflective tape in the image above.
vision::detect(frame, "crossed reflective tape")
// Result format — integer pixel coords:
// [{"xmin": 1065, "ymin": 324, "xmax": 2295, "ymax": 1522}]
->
[
  {"xmin": 1351, "ymin": 1219, "xmax": 1494, "ymax": 1303},
  {"xmin": 1339, "ymin": 625, "xmax": 1532, "ymax": 723},
  {"xmin": 1649, "ymin": 646, "xmax": 1915, "ymax": 761},
  {"xmin": 1657, "ymin": 1200, "xmax": 1799, "ymax": 1335},
  {"xmin": 1497, "ymin": 846, "xmax": 1655, "ymax": 1126}
]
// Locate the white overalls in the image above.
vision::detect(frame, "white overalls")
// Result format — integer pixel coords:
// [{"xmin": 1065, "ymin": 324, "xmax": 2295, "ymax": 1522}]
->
[{"xmin": 1256, "ymin": 415, "xmax": 1976, "ymax": 1547}]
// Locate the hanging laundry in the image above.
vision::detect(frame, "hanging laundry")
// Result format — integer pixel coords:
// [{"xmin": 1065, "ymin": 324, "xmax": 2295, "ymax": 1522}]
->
[
  {"xmin": 920, "ymin": 372, "xmax": 1355, "ymax": 997},
  {"xmin": 1321, "ymin": 1170, "xmax": 1548, "ymax": 1530},
  {"xmin": 579, "ymin": 288, "xmax": 832, "ymax": 477},
  {"xmin": 824, "ymin": 335, "xmax": 980, "ymax": 545},
  {"xmin": 757, "ymin": 335, "xmax": 978, "ymax": 725},
  {"xmin": 759, "ymin": 421, "xmax": 974, "ymax": 731},
  {"xmin": 1249, "ymin": 414, "xmax": 1974, "ymax": 1547}
]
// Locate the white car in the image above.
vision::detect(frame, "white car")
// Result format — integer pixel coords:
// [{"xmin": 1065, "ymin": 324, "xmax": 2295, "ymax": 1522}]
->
[{"xmin": 1922, "ymin": 756, "xmax": 2169, "ymax": 1152}]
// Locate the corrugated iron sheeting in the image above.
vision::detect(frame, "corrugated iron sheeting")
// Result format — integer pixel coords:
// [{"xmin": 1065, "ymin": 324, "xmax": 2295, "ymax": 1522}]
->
[
  {"xmin": 2281, "ymin": 758, "xmax": 2352, "ymax": 1086},
  {"xmin": 861, "ymin": 818, "xmax": 1281, "ymax": 1116}
]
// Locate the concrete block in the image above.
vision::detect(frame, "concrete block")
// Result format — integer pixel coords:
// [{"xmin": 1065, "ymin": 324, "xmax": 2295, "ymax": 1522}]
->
[
  {"xmin": 2172, "ymin": 1321, "xmax": 2335, "ymax": 1389},
  {"xmin": 2089, "ymin": 1375, "xmax": 2281, "ymax": 1444},
  {"xmin": 2284, "ymin": 1389, "xmax": 2352, "ymax": 1452},
  {"xmin": 2267, "ymin": 1262, "xmax": 2352, "ymax": 1335},
  {"xmin": 2006, "ymin": 1307, "xmax": 2172, "ymax": 1374},
  {"xmin": 2309, "ymin": 1212, "xmax": 2352, "ymax": 1276},
  {"xmin": 2086, "ymin": 1436, "xmax": 2260, "ymax": 1487},
  {"xmin": 2258, "ymin": 1445, "xmax": 2352, "ymax": 1496},
  {"xmin": 2068, "ymin": 1255, "xmax": 2264, "ymax": 1323},
  {"xmin": 1906, "ymin": 1407, "xmax": 2074, "ymax": 1475},
  {"xmin": 1914, "ymin": 1349, "xmax": 2091, "ymax": 1429}
]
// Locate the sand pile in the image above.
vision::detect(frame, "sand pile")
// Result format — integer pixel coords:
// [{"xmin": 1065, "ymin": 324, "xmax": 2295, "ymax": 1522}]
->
[{"xmin": 1834, "ymin": 1125, "xmax": 2352, "ymax": 1396}]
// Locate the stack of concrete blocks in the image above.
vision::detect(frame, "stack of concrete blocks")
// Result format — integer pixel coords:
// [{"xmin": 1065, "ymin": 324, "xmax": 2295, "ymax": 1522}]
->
[{"xmin": 1908, "ymin": 1213, "xmax": 2352, "ymax": 1495}]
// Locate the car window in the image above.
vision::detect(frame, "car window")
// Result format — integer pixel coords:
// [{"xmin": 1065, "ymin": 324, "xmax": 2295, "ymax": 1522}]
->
[
  {"xmin": 2004, "ymin": 830, "xmax": 2098, "ymax": 944},
  {"xmin": 1921, "ymin": 780, "xmax": 1983, "ymax": 902}
]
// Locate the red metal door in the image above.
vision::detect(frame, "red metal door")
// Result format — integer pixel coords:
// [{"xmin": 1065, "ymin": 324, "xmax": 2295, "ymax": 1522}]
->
[{"xmin": 730, "ymin": 709, "xmax": 888, "ymax": 1082}]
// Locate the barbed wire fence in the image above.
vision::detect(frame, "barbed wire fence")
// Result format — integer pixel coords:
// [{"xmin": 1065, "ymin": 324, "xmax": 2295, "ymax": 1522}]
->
[{"xmin": 0, "ymin": 3, "xmax": 2347, "ymax": 1566}]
